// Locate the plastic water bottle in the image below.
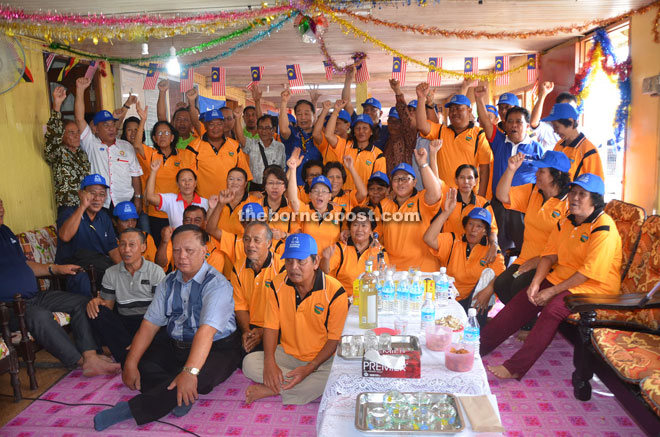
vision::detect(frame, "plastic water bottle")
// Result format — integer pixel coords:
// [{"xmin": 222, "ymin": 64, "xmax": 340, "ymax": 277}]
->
[
  {"xmin": 381, "ymin": 270, "xmax": 395, "ymax": 313},
  {"xmin": 464, "ymin": 308, "xmax": 480, "ymax": 347},
  {"xmin": 408, "ymin": 271, "xmax": 424, "ymax": 314},
  {"xmin": 421, "ymin": 292, "xmax": 435, "ymax": 332},
  {"xmin": 396, "ymin": 271, "xmax": 409, "ymax": 315},
  {"xmin": 374, "ymin": 271, "xmax": 382, "ymax": 311},
  {"xmin": 435, "ymin": 267, "xmax": 449, "ymax": 304}
]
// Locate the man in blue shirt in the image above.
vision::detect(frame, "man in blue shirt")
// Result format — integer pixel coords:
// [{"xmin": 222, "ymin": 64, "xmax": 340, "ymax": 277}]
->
[
  {"xmin": 94, "ymin": 224, "xmax": 242, "ymax": 431},
  {"xmin": 56, "ymin": 174, "xmax": 120, "ymax": 296},
  {"xmin": 279, "ymin": 88, "xmax": 322, "ymax": 186},
  {"xmin": 474, "ymin": 87, "xmax": 543, "ymax": 253},
  {"xmin": 0, "ymin": 198, "xmax": 120, "ymax": 376}
]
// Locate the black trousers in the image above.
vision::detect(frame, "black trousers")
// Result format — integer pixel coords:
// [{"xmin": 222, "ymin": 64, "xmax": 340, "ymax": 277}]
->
[
  {"xmin": 89, "ymin": 307, "xmax": 143, "ymax": 365},
  {"xmin": 457, "ymin": 290, "xmax": 489, "ymax": 328},
  {"xmin": 148, "ymin": 216, "xmax": 170, "ymax": 248},
  {"xmin": 493, "ymin": 264, "xmax": 538, "ymax": 331},
  {"xmin": 490, "ymin": 198, "xmax": 525, "ymax": 253},
  {"xmin": 128, "ymin": 329, "xmax": 242, "ymax": 425}
]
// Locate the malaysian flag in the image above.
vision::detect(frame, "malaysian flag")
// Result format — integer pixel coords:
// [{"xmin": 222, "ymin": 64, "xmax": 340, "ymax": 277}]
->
[
  {"xmin": 391, "ymin": 57, "xmax": 407, "ymax": 86},
  {"xmin": 355, "ymin": 60, "xmax": 370, "ymax": 83},
  {"xmin": 180, "ymin": 68, "xmax": 194, "ymax": 92},
  {"xmin": 427, "ymin": 57, "xmax": 442, "ymax": 87},
  {"xmin": 464, "ymin": 57, "xmax": 478, "ymax": 75},
  {"xmin": 323, "ymin": 60, "xmax": 333, "ymax": 81},
  {"xmin": 44, "ymin": 52, "xmax": 55, "ymax": 72},
  {"xmin": 527, "ymin": 54, "xmax": 538, "ymax": 83},
  {"xmin": 531, "ymin": 79, "xmax": 539, "ymax": 106},
  {"xmin": 286, "ymin": 64, "xmax": 305, "ymax": 93},
  {"xmin": 211, "ymin": 66, "xmax": 225, "ymax": 97},
  {"xmin": 495, "ymin": 56, "xmax": 509, "ymax": 86},
  {"xmin": 142, "ymin": 63, "xmax": 159, "ymax": 90},
  {"xmin": 57, "ymin": 57, "xmax": 78, "ymax": 81},
  {"xmin": 84, "ymin": 61, "xmax": 99, "ymax": 80},
  {"xmin": 247, "ymin": 66, "xmax": 264, "ymax": 89}
]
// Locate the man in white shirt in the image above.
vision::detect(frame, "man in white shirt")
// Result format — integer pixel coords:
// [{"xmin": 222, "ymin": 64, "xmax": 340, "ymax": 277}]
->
[
  {"xmin": 235, "ymin": 114, "xmax": 286, "ymax": 190},
  {"xmin": 74, "ymin": 77, "xmax": 143, "ymax": 211}
]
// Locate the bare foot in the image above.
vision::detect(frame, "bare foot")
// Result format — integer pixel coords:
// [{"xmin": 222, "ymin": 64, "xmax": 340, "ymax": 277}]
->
[
  {"xmin": 488, "ymin": 365, "xmax": 519, "ymax": 379},
  {"xmin": 245, "ymin": 384, "xmax": 277, "ymax": 404},
  {"xmin": 82, "ymin": 355, "xmax": 121, "ymax": 377},
  {"xmin": 516, "ymin": 330, "xmax": 530, "ymax": 342},
  {"xmin": 98, "ymin": 354, "xmax": 115, "ymax": 363}
]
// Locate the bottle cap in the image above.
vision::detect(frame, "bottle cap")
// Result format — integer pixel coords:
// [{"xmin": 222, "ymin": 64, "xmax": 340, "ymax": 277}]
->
[
  {"xmin": 439, "ymin": 267, "xmax": 447, "ymax": 273},
  {"xmin": 468, "ymin": 308, "xmax": 477, "ymax": 317}
]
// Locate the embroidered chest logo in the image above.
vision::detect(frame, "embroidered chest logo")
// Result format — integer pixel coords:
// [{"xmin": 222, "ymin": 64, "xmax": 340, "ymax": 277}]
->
[
  {"xmin": 365, "ymin": 160, "xmax": 373, "ymax": 166},
  {"xmin": 580, "ymin": 233, "xmax": 589, "ymax": 243},
  {"xmin": 479, "ymin": 259, "xmax": 487, "ymax": 266},
  {"xmin": 466, "ymin": 136, "xmax": 473, "ymax": 141},
  {"xmin": 551, "ymin": 210, "xmax": 561, "ymax": 218},
  {"xmin": 119, "ymin": 150, "xmax": 126, "ymax": 156},
  {"xmin": 406, "ymin": 202, "xmax": 414, "ymax": 208},
  {"xmin": 174, "ymin": 162, "xmax": 181, "ymax": 167},
  {"xmin": 314, "ymin": 304, "xmax": 324, "ymax": 314},
  {"xmin": 229, "ymin": 151, "xmax": 235, "ymax": 156}
]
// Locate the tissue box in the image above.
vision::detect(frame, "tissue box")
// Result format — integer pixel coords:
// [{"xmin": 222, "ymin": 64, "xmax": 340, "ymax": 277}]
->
[{"xmin": 361, "ymin": 350, "xmax": 421, "ymax": 378}]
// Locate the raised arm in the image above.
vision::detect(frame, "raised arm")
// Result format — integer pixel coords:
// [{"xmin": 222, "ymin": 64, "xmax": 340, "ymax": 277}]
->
[
  {"xmin": 59, "ymin": 191, "xmax": 91, "ymax": 242},
  {"xmin": 45, "ymin": 86, "xmax": 67, "ymax": 162},
  {"xmin": 313, "ymin": 100, "xmax": 332, "ymax": 146},
  {"xmin": 156, "ymin": 80, "xmax": 169, "ymax": 122},
  {"xmin": 205, "ymin": 190, "xmax": 234, "ymax": 241},
  {"xmin": 415, "ymin": 82, "xmax": 432, "ymax": 136},
  {"xmin": 114, "ymin": 94, "xmax": 135, "ymax": 130},
  {"xmin": 145, "ymin": 159, "xmax": 163, "ymax": 207},
  {"xmin": 495, "ymin": 152, "xmax": 525, "ymax": 204},
  {"xmin": 343, "ymin": 156, "xmax": 367, "ymax": 202},
  {"xmin": 286, "ymin": 148, "xmax": 303, "ymax": 212},
  {"xmin": 278, "ymin": 87, "xmax": 292, "ymax": 141},
  {"xmin": 185, "ymin": 88, "xmax": 202, "ymax": 136},
  {"xmin": 74, "ymin": 77, "xmax": 91, "ymax": 133},
  {"xmin": 423, "ymin": 188, "xmax": 457, "ymax": 249},
  {"xmin": 341, "ymin": 66, "xmax": 355, "ymax": 116},
  {"xmin": 428, "ymin": 139, "xmax": 443, "ymax": 179},
  {"xmin": 233, "ymin": 105, "xmax": 247, "ymax": 147},
  {"xmin": 425, "ymin": 87, "xmax": 440, "ymax": 124},
  {"xmin": 324, "ymin": 100, "xmax": 346, "ymax": 147},
  {"xmin": 415, "ymin": 148, "xmax": 441, "ymax": 205},
  {"xmin": 477, "ymin": 164, "xmax": 490, "ymax": 198},
  {"xmin": 250, "ymin": 84, "xmax": 264, "ymax": 118},
  {"xmin": 474, "ymin": 85, "xmax": 495, "ymax": 140},
  {"xmin": 460, "ymin": 79, "xmax": 478, "ymax": 104},
  {"xmin": 530, "ymin": 81, "xmax": 554, "ymax": 129},
  {"xmin": 132, "ymin": 101, "xmax": 148, "ymax": 159}
]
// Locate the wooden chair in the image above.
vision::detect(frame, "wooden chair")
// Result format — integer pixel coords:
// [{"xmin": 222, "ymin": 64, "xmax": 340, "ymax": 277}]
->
[{"xmin": 1, "ymin": 302, "xmax": 23, "ymax": 401}]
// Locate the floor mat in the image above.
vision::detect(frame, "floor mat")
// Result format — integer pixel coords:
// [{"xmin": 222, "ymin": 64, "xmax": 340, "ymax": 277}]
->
[{"xmin": 0, "ymin": 369, "xmax": 318, "ymax": 436}]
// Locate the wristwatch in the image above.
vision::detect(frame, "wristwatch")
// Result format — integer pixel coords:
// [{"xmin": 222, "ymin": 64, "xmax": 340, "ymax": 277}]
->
[
  {"xmin": 183, "ymin": 366, "xmax": 200, "ymax": 376},
  {"xmin": 134, "ymin": 194, "xmax": 143, "ymax": 199},
  {"xmin": 420, "ymin": 163, "xmax": 429, "ymax": 169}
]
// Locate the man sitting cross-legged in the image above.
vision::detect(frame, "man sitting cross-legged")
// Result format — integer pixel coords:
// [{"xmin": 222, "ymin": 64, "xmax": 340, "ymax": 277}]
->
[
  {"xmin": 94, "ymin": 224, "xmax": 242, "ymax": 430},
  {"xmin": 242, "ymin": 233, "xmax": 349, "ymax": 405}
]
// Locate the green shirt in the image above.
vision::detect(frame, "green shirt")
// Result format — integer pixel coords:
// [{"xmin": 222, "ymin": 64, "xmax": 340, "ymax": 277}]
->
[
  {"xmin": 244, "ymin": 127, "xmax": 260, "ymax": 140},
  {"xmin": 176, "ymin": 134, "xmax": 195, "ymax": 150}
]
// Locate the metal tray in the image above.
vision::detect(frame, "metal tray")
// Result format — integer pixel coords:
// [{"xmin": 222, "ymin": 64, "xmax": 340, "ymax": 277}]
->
[
  {"xmin": 337, "ymin": 335, "xmax": 421, "ymax": 360},
  {"xmin": 354, "ymin": 392, "xmax": 465, "ymax": 433}
]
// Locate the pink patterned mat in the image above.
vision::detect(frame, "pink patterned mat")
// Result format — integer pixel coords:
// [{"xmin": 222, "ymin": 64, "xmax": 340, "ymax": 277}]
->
[
  {"xmin": 0, "ymin": 369, "xmax": 318, "ymax": 436},
  {"xmin": 483, "ymin": 334, "xmax": 645, "ymax": 436}
]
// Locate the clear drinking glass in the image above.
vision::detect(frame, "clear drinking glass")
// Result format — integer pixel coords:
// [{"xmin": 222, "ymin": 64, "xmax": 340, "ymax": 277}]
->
[
  {"xmin": 350, "ymin": 335, "xmax": 363, "ymax": 357},
  {"xmin": 364, "ymin": 331, "xmax": 379, "ymax": 352},
  {"xmin": 367, "ymin": 406, "xmax": 391, "ymax": 430},
  {"xmin": 433, "ymin": 402, "xmax": 457, "ymax": 430},
  {"xmin": 378, "ymin": 333, "xmax": 392, "ymax": 352}
]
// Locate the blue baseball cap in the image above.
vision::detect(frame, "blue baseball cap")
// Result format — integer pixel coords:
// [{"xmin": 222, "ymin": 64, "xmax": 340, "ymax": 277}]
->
[
  {"xmin": 92, "ymin": 110, "xmax": 118, "ymax": 125},
  {"xmin": 113, "ymin": 201, "xmax": 139, "ymax": 221},
  {"xmin": 497, "ymin": 93, "xmax": 520, "ymax": 107},
  {"xmin": 311, "ymin": 175, "xmax": 332, "ymax": 192},
  {"xmin": 337, "ymin": 109, "xmax": 351, "ymax": 123},
  {"xmin": 362, "ymin": 97, "xmax": 382, "ymax": 110},
  {"xmin": 530, "ymin": 151, "xmax": 571, "ymax": 173},
  {"xmin": 287, "ymin": 113, "xmax": 297, "ymax": 124},
  {"xmin": 407, "ymin": 99, "xmax": 418, "ymax": 109},
  {"xmin": 240, "ymin": 202, "xmax": 266, "ymax": 221},
  {"xmin": 541, "ymin": 103, "xmax": 579, "ymax": 122},
  {"xmin": 281, "ymin": 233, "xmax": 318, "ymax": 260},
  {"xmin": 202, "ymin": 109, "xmax": 225, "ymax": 123},
  {"xmin": 485, "ymin": 105, "xmax": 498, "ymax": 116},
  {"xmin": 369, "ymin": 171, "xmax": 390, "ymax": 186},
  {"xmin": 390, "ymin": 162, "xmax": 416, "ymax": 179},
  {"xmin": 570, "ymin": 173, "xmax": 605, "ymax": 196},
  {"xmin": 466, "ymin": 207, "xmax": 492, "ymax": 226},
  {"xmin": 80, "ymin": 174, "xmax": 109, "ymax": 189},
  {"xmin": 444, "ymin": 94, "xmax": 471, "ymax": 108},
  {"xmin": 387, "ymin": 107, "xmax": 399, "ymax": 120},
  {"xmin": 352, "ymin": 113, "xmax": 374, "ymax": 128}
]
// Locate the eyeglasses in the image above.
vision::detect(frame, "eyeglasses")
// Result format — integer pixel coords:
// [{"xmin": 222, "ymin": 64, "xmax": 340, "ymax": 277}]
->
[
  {"xmin": 258, "ymin": 125, "xmax": 274, "ymax": 131},
  {"xmin": 155, "ymin": 131, "xmax": 171, "ymax": 137},
  {"xmin": 86, "ymin": 190, "xmax": 107, "ymax": 198},
  {"xmin": 391, "ymin": 176, "xmax": 413, "ymax": 184},
  {"xmin": 310, "ymin": 189, "xmax": 331, "ymax": 195},
  {"xmin": 266, "ymin": 181, "xmax": 285, "ymax": 186}
]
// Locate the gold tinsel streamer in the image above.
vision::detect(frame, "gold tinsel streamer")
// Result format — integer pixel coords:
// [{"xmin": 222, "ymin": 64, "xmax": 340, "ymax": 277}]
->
[{"xmin": 315, "ymin": 2, "xmax": 531, "ymax": 81}]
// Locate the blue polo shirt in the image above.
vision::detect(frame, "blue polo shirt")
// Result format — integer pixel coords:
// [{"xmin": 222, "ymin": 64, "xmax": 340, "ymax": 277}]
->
[
  {"xmin": 144, "ymin": 261, "xmax": 237, "ymax": 342},
  {"xmin": 0, "ymin": 225, "xmax": 39, "ymax": 301},
  {"xmin": 489, "ymin": 129, "xmax": 543, "ymax": 193},
  {"xmin": 282, "ymin": 126, "xmax": 323, "ymax": 186},
  {"xmin": 55, "ymin": 207, "xmax": 117, "ymax": 264}
]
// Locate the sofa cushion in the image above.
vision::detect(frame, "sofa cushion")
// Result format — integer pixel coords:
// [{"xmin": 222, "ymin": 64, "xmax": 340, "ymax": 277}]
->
[
  {"xmin": 0, "ymin": 338, "xmax": 9, "ymax": 360},
  {"xmin": 566, "ymin": 308, "xmax": 660, "ymax": 331},
  {"xmin": 592, "ymin": 328, "xmax": 660, "ymax": 383},
  {"xmin": 640, "ymin": 370, "xmax": 660, "ymax": 417},
  {"xmin": 605, "ymin": 200, "xmax": 645, "ymax": 280},
  {"xmin": 17, "ymin": 226, "xmax": 58, "ymax": 292},
  {"xmin": 622, "ymin": 216, "xmax": 660, "ymax": 295}
]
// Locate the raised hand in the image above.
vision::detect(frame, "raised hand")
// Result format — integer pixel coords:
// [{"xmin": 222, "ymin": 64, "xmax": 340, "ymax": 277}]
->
[
  {"xmin": 218, "ymin": 189, "xmax": 235, "ymax": 205},
  {"xmin": 208, "ymin": 194, "xmax": 219, "ymax": 211},
  {"xmin": 334, "ymin": 99, "xmax": 347, "ymax": 111},
  {"xmin": 136, "ymin": 101, "xmax": 148, "ymax": 120},
  {"xmin": 79, "ymin": 190, "xmax": 93, "ymax": 210},
  {"xmin": 308, "ymin": 84, "xmax": 321, "ymax": 107},
  {"xmin": 389, "ymin": 78, "xmax": 401, "ymax": 93},
  {"xmin": 280, "ymin": 86, "xmax": 291, "ymax": 103},
  {"xmin": 540, "ymin": 81, "xmax": 554, "ymax": 96},
  {"xmin": 174, "ymin": 101, "xmax": 188, "ymax": 111},
  {"xmin": 233, "ymin": 105, "xmax": 244, "ymax": 119},
  {"xmin": 126, "ymin": 94, "xmax": 137, "ymax": 107},
  {"xmin": 507, "ymin": 152, "xmax": 526, "ymax": 172},
  {"xmin": 416, "ymin": 82, "xmax": 430, "ymax": 99},
  {"xmin": 287, "ymin": 147, "xmax": 304, "ymax": 170},
  {"xmin": 322, "ymin": 100, "xmax": 333, "ymax": 111},
  {"xmin": 473, "ymin": 85, "xmax": 487, "ymax": 100},
  {"xmin": 52, "ymin": 86, "xmax": 67, "ymax": 107},
  {"xmin": 414, "ymin": 147, "xmax": 428, "ymax": 167},
  {"xmin": 343, "ymin": 155, "xmax": 354, "ymax": 169},
  {"xmin": 185, "ymin": 87, "xmax": 198, "ymax": 102},
  {"xmin": 161, "ymin": 226, "xmax": 173, "ymax": 243},
  {"xmin": 444, "ymin": 187, "xmax": 458, "ymax": 213},
  {"xmin": 429, "ymin": 139, "xmax": 443, "ymax": 155},
  {"xmin": 76, "ymin": 76, "xmax": 92, "ymax": 90},
  {"xmin": 150, "ymin": 158, "xmax": 162, "ymax": 172},
  {"xmin": 322, "ymin": 244, "xmax": 336, "ymax": 260},
  {"xmin": 250, "ymin": 83, "xmax": 262, "ymax": 101},
  {"xmin": 426, "ymin": 87, "xmax": 436, "ymax": 105},
  {"xmin": 157, "ymin": 80, "xmax": 169, "ymax": 93}
]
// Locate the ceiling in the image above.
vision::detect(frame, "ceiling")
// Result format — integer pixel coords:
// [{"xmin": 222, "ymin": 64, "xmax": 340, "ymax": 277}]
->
[{"xmin": 7, "ymin": 0, "xmax": 650, "ymax": 106}]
